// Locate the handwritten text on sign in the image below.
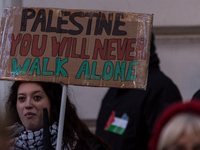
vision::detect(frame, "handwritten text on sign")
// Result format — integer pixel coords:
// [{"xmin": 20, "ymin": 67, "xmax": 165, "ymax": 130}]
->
[{"xmin": 0, "ymin": 7, "xmax": 153, "ymax": 89}]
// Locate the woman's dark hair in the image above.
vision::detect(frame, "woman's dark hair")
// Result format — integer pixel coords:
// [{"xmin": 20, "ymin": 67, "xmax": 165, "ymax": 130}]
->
[{"xmin": 4, "ymin": 81, "xmax": 110, "ymax": 150}]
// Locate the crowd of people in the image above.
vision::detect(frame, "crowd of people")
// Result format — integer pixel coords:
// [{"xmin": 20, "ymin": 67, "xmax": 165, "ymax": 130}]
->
[{"xmin": 1, "ymin": 33, "xmax": 200, "ymax": 150}]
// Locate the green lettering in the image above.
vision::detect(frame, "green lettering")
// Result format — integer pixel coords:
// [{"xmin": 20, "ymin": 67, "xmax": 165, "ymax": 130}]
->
[
  {"xmin": 103, "ymin": 61, "xmax": 113, "ymax": 81},
  {"xmin": 126, "ymin": 61, "xmax": 139, "ymax": 81},
  {"xmin": 91, "ymin": 62, "xmax": 101, "ymax": 80},
  {"xmin": 42, "ymin": 58, "xmax": 54, "ymax": 76},
  {"xmin": 28, "ymin": 58, "xmax": 41, "ymax": 75},
  {"xmin": 75, "ymin": 61, "xmax": 89, "ymax": 79},
  {"xmin": 55, "ymin": 58, "xmax": 68, "ymax": 77},
  {"xmin": 114, "ymin": 62, "xmax": 126, "ymax": 81},
  {"xmin": 12, "ymin": 58, "xmax": 31, "ymax": 75}
]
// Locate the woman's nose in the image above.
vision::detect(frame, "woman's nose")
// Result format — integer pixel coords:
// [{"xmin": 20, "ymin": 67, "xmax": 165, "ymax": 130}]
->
[{"xmin": 25, "ymin": 98, "xmax": 33, "ymax": 109}]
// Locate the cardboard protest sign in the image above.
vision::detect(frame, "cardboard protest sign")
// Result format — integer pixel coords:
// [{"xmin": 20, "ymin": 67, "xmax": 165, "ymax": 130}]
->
[{"xmin": 0, "ymin": 7, "xmax": 153, "ymax": 89}]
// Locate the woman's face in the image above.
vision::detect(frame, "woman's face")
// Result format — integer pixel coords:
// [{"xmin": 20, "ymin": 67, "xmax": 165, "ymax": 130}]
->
[
  {"xmin": 167, "ymin": 133, "xmax": 200, "ymax": 150},
  {"xmin": 16, "ymin": 82, "xmax": 51, "ymax": 131}
]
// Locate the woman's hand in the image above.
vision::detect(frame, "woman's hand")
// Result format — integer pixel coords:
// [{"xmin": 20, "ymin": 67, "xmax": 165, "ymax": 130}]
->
[
  {"xmin": 6, "ymin": 138, "xmax": 15, "ymax": 148},
  {"xmin": 5, "ymin": 126, "xmax": 15, "ymax": 148}
]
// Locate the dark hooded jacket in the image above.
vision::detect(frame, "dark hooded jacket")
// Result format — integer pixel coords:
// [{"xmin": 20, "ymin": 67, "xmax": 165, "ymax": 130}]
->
[{"xmin": 95, "ymin": 33, "xmax": 182, "ymax": 150}]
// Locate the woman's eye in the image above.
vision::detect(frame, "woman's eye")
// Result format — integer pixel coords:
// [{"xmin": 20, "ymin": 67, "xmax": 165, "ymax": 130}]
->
[
  {"xmin": 18, "ymin": 97, "xmax": 25, "ymax": 101},
  {"xmin": 34, "ymin": 96, "xmax": 42, "ymax": 101}
]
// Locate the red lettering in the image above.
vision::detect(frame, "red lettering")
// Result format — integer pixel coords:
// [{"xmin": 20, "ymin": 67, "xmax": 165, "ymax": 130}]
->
[
  {"xmin": 117, "ymin": 38, "xmax": 127, "ymax": 60},
  {"xmin": 10, "ymin": 33, "xmax": 22, "ymax": 56},
  {"xmin": 20, "ymin": 34, "xmax": 31, "ymax": 56},
  {"xmin": 52, "ymin": 37, "xmax": 67, "ymax": 56},
  {"xmin": 107, "ymin": 39, "xmax": 117, "ymax": 60},
  {"xmin": 136, "ymin": 38, "xmax": 147, "ymax": 60},
  {"xmin": 31, "ymin": 35, "xmax": 47, "ymax": 57},
  {"xmin": 65, "ymin": 38, "xmax": 72, "ymax": 57},
  {"xmin": 71, "ymin": 38, "xmax": 80, "ymax": 58},
  {"xmin": 80, "ymin": 38, "xmax": 89, "ymax": 59},
  {"xmin": 92, "ymin": 39, "xmax": 108, "ymax": 60},
  {"xmin": 125, "ymin": 39, "xmax": 136, "ymax": 61}
]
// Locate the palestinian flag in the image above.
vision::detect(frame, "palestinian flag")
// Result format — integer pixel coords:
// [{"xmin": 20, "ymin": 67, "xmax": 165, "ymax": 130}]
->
[{"xmin": 104, "ymin": 111, "xmax": 129, "ymax": 135}]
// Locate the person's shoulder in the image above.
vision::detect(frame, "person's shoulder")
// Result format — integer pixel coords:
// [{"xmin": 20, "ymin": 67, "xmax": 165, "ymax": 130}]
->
[{"xmin": 147, "ymin": 70, "xmax": 182, "ymax": 100}]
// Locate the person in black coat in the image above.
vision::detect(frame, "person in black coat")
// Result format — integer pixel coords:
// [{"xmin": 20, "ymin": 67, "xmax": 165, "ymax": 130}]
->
[{"xmin": 95, "ymin": 33, "xmax": 182, "ymax": 150}]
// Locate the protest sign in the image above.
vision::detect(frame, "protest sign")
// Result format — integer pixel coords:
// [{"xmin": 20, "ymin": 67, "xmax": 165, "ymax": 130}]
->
[{"xmin": 0, "ymin": 7, "xmax": 153, "ymax": 89}]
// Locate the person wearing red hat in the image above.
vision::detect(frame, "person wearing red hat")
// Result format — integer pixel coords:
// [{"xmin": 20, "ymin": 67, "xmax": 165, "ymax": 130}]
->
[{"xmin": 149, "ymin": 100, "xmax": 200, "ymax": 150}]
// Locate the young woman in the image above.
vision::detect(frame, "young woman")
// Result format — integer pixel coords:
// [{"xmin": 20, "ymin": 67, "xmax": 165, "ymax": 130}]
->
[{"xmin": 4, "ymin": 81, "xmax": 111, "ymax": 150}]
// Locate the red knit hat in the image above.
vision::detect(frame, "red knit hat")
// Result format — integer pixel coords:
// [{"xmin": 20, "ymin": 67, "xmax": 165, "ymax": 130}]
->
[{"xmin": 148, "ymin": 100, "xmax": 200, "ymax": 150}]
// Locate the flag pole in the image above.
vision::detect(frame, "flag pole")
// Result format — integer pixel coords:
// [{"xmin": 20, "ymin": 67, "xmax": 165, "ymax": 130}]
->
[{"xmin": 56, "ymin": 84, "xmax": 68, "ymax": 150}]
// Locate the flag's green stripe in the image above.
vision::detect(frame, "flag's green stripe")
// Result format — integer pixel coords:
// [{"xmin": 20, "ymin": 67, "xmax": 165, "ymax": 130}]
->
[{"xmin": 105, "ymin": 125, "xmax": 125, "ymax": 135}]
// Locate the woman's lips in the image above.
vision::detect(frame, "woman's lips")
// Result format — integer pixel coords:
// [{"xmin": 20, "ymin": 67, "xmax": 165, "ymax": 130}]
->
[{"xmin": 25, "ymin": 112, "xmax": 35, "ymax": 118}]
